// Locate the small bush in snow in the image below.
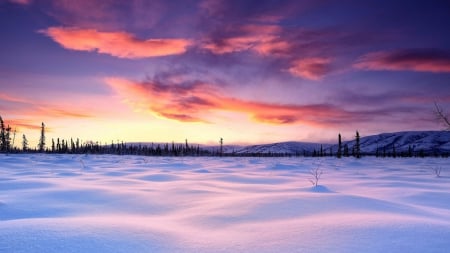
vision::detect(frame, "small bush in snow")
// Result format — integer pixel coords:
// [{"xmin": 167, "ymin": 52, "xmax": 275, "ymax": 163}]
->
[
  {"xmin": 431, "ymin": 166, "xmax": 442, "ymax": 177},
  {"xmin": 79, "ymin": 159, "xmax": 86, "ymax": 170},
  {"xmin": 309, "ymin": 167, "xmax": 323, "ymax": 187}
]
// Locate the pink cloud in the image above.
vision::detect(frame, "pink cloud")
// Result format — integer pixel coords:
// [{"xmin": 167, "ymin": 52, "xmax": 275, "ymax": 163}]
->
[
  {"xmin": 0, "ymin": 91, "xmax": 93, "ymax": 123},
  {"xmin": 40, "ymin": 27, "xmax": 192, "ymax": 59},
  {"xmin": 354, "ymin": 49, "xmax": 450, "ymax": 73},
  {"xmin": 105, "ymin": 77, "xmax": 356, "ymax": 126},
  {"xmin": 254, "ymin": 40, "xmax": 291, "ymax": 56},
  {"xmin": 288, "ymin": 58, "xmax": 332, "ymax": 80},
  {"xmin": 0, "ymin": 92, "xmax": 30, "ymax": 104},
  {"xmin": 3, "ymin": 119, "xmax": 44, "ymax": 131}
]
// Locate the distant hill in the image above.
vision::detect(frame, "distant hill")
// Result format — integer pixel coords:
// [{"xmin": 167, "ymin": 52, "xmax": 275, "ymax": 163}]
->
[
  {"xmin": 128, "ymin": 131, "xmax": 450, "ymax": 156},
  {"xmin": 337, "ymin": 131, "xmax": 450, "ymax": 155},
  {"xmin": 219, "ymin": 131, "xmax": 450, "ymax": 156},
  {"xmin": 224, "ymin": 141, "xmax": 330, "ymax": 155}
]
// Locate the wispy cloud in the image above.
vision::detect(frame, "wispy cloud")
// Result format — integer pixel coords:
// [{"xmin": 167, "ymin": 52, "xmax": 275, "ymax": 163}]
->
[
  {"xmin": 105, "ymin": 76, "xmax": 374, "ymax": 126},
  {"xmin": 199, "ymin": 0, "xmax": 318, "ymax": 24},
  {"xmin": 2, "ymin": 119, "xmax": 43, "ymax": 131},
  {"xmin": 46, "ymin": 0, "xmax": 168, "ymax": 32},
  {"xmin": 0, "ymin": 91, "xmax": 93, "ymax": 122},
  {"xmin": 8, "ymin": 0, "xmax": 32, "ymax": 5},
  {"xmin": 200, "ymin": 23, "xmax": 346, "ymax": 81},
  {"xmin": 202, "ymin": 24, "xmax": 283, "ymax": 55},
  {"xmin": 40, "ymin": 27, "xmax": 192, "ymax": 59},
  {"xmin": 354, "ymin": 48, "xmax": 450, "ymax": 73},
  {"xmin": 0, "ymin": 92, "xmax": 31, "ymax": 104},
  {"xmin": 288, "ymin": 57, "xmax": 332, "ymax": 80}
]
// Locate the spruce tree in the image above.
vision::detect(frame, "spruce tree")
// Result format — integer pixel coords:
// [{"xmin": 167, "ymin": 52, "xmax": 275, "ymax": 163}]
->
[
  {"xmin": 22, "ymin": 134, "xmax": 28, "ymax": 151},
  {"xmin": 355, "ymin": 131, "xmax": 361, "ymax": 158},
  {"xmin": 76, "ymin": 138, "xmax": 80, "ymax": 152},
  {"xmin": 11, "ymin": 128, "xmax": 16, "ymax": 151},
  {"xmin": 337, "ymin": 133, "xmax": 342, "ymax": 158},
  {"xmin": 0, "ymin": 116, "xmax": 5, "ymax": 152},
  {"xmin": 5, "ymin": 125, "xmax": 11, "ymax": 152},
  {"xmin": 38, "ymin": 122, "xmax": 45, "ymax": 152}
]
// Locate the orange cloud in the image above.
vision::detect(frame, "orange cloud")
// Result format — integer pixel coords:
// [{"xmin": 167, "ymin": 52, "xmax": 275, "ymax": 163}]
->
[
  {"xmin": 354, "ymin": 49, "xmax": 450, "ymax": 73},
  {"xmin": 0, "ymin": 91, "xmax": 93, "ymax": 121},
  {"xmin": 288, "ymin": 58, "xmax": 331, "ymax": 80},
  {"xmin": 2, "ymin": 119, "xmax": 42, "ymax": 131},
  {"xmin": 35, "ymin": 107, "xmax": 93, "ymax": 119},
  {"xmin": 40, "ymin": 27, "xmax": 192, "ymax": 59},
  {"xmin": 105, "ymin": 77, "xmax": 354, "ymax": 126}
]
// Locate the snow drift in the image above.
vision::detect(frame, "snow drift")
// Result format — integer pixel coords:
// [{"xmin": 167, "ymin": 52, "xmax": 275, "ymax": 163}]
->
[{"xmin": 0, "ymin": 154, "xmax": 449, "ymax": 252}]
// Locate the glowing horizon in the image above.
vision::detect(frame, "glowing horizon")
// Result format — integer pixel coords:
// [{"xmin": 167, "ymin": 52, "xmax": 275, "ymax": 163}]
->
[{"xmin": 1, "ymin": 0, "xmax": 450, "ymax": 148}]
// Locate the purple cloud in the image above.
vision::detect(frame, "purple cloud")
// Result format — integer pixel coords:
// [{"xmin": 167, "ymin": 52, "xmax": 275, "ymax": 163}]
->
[{"xmin": 355, "ymin": 48, "xmax": 450, "ymax": 73}]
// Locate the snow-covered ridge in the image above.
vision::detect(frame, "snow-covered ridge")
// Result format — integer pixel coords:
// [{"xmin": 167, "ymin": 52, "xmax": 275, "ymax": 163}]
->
[
  {"xmin": 226, "ymin": 141, "xmax": 329, "ymax": 155},
  {"xmin": 220, "ymin": 131, "xmax": 450, "ymax": 155},
  {"xmin": 127, "ymin": 131, "xmax": 450, "ymax": 155},
  {"xmin": 338, "ymin": 131, "xmax": 450, "ymax": 155}
]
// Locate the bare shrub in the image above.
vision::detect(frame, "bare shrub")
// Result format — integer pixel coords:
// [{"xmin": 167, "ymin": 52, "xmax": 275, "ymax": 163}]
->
[
  {"xmin": 434, "ymin": 102, "xmax": 450, "ymax": 129},
  {"xmin": 309, "ymin": 167, "xmax": 323, "ymax": 187}
]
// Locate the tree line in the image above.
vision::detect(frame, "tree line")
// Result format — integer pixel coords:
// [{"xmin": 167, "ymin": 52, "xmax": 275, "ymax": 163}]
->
[{"xmin": 1, "ymin": 114, "xmax": 449, "ymax": 157}]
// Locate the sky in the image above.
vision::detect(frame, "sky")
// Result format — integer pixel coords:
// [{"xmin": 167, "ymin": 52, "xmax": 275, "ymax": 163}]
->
[{"xmin": 1, "ymin": 0, "xmax": 450, "ymax": 147}]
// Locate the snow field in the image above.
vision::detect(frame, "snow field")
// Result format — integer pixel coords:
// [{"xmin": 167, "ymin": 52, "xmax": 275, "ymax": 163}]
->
[{"xmin": 0, "ymin": 154, "xmax": 449, "ymax": 252}]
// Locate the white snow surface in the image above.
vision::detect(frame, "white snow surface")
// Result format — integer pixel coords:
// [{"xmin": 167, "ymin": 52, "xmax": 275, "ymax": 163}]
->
[{"xmin": 1, "ymin": 154, "xmax": 449, "ymax": 252}]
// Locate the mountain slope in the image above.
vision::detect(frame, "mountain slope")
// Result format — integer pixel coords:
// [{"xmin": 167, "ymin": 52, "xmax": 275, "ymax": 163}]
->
[
  {"xmin": 127, "ymin": 131, "xmax": 450, "ymax": 156},
  {"xmin": 230, "ymin": 141, "xmax": 330, "ymax": 155},
  {"xmin": 225, "ymin": 131, "xmax": 450, "ymax": 155},
  {"xmin": 339, "ymin": 131, "xmax": 450, "ymax": 155}
]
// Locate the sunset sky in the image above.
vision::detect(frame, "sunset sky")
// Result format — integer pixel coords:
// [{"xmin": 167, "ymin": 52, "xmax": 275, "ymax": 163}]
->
[{"xmin": 1, "ymin": 0, "xmax": 450, "ymax": 147}]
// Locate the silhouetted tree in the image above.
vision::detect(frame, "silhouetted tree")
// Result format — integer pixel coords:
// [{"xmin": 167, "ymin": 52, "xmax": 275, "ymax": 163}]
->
[
  {"xmin": 76, "ymin": 138, "xmax": 80, "ymax": 152},
  {"xmin": 22, "ymin": 134, "xmax": 28, "ymax": 151},
  {"xmin": 434, "ymin": 102, "xmax": 450, "ymax": 129},
  {"xmin": 10, "ymin": 127, "xmax": 16, "ymax": 152},
  {"xmin": 355, "ymin": 131, "xmax": 361, "ymax": 158},
  {"xmin": 337, "ymin": 133, "xmax": 342, "ymax": 158},
  {"xmin": 343, "ymin": 144, "xmax": 349, "ymax": 157},
  {"xmin": 0, "ymin": 116, "xmax": 6, "ymax": 152},
  {"xmin": 5, "ymin": 125, "xmax": 11, "ymax": 152},
  {"xmin": 71, "ymin": 138, "xmax": 75, "ymax": 152},
  {"xmin": 38, "ymin": 122, "xmax": 45, "ymax": 152}
]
